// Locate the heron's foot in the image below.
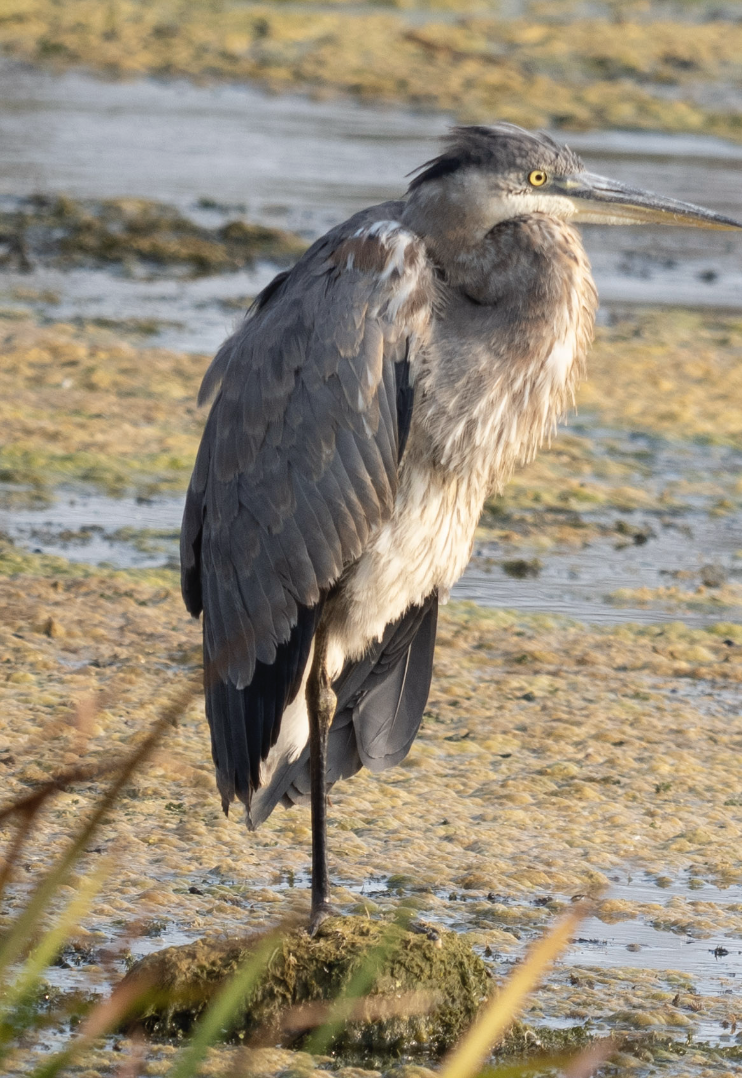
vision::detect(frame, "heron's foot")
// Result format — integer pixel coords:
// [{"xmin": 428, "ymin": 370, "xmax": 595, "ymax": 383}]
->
[{"xmin": 308, "ymin": 901, "xmax": 336, "ymax": 936}]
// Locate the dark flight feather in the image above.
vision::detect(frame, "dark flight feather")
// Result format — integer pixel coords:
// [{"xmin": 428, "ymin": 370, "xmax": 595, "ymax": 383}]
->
[
  {"xmin": 394, "ymin": 353, "xmax": 414, "ymax": 463},
  {"xmin": 248, "ymin": 592, "xmax": 439, "ymax": 827},
  {"xmin": 206, "ymin": 600, "xmax": 324, "ymax": 813}
]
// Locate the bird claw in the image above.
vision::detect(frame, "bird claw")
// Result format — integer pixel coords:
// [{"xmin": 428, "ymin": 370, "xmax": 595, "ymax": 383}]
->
[{"xmin": 308, "ymin": 902, "xmax": 336, "ymax": 936}]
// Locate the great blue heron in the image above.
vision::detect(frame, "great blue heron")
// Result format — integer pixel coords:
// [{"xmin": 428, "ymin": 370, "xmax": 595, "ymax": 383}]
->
[{"xmin": 181, "ymin": 123, "xmax": 740, "ymax": 929}]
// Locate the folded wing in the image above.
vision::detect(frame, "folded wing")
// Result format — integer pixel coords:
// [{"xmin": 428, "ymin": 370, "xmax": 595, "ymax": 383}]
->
[{"xmin": 180, "ymin": 211, "xmax": 434, "ymax": 813}]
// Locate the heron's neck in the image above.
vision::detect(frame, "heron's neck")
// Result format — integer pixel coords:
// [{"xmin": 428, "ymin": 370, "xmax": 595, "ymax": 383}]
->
[
  {"xmin": 402, "ymin": 176, "xmax": 505, "ymax": 268},
  {"xmin": 408, "ymin": 213, "xmax": 597, "ymax": 495}
]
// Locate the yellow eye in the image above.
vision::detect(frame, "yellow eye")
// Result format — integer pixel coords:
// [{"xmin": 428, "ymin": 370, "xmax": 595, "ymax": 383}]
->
[{"xmin": 528, "ymin": 170, "xmax": 548, "ymax": 187}]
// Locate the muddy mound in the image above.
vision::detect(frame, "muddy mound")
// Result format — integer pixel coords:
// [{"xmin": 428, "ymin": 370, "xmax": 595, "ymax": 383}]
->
[
  {"xmin": 123, "ymin": 916, "xmax": 491, "ymax": 1057},
  {"xmin": 0, "ymin": 195, "xmax": 306, "ymax": 276}
]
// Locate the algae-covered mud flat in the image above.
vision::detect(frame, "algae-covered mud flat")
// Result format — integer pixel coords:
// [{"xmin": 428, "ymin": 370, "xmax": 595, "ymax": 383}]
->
[
  {"xmin": 0, "ymin": 307, "xmax": 741, "ymax": 1075},
  {"xmin": 2, "ymin": 309, "xmax": 741, "ymax": 626},
  {"xmin": 1, "ymin": 4, "xmax": 742, "ymax": 1070},
  {"xmin": 2, "ymin": 568, "xmax": 742, "ymax": 1074}
]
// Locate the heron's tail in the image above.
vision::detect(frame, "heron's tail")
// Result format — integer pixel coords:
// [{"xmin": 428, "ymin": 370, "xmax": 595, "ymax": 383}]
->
[{"xmin": 247, "ymin": 592, "xmax": 438, "ymax": 829}]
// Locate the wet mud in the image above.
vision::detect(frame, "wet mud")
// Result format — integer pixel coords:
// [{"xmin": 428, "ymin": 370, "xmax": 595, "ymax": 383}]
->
[
  {"xmin": 0, "ymin": 16, "xmax": 741, "ymax": 1073},
  {"xmin": 0, "ymin": 194, "xmax": 306, "ymax": 277},
  {"xmin": 2, "ymin": 565, "xmax": 742, "ymax": 1075},
  {"xmin": 2, "ymin": 308, "xmax": 740, "ymax": 625}
]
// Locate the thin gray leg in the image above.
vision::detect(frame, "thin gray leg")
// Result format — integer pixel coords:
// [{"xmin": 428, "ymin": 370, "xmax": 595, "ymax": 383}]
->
[{"xmin": 306, "ymin": 626, "xmax": 337, "ymax": 932}]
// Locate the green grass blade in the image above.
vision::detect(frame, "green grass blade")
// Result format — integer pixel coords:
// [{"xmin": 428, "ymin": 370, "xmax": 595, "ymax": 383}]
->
[
  {"xmin": 0, "ymin": 859, "xmax": 109, "ymax": 1022},
  {"xmin": 303, "ymin": 919, "xmax": 404, "ymax": 1056},
  {"xmin": 26, "ymin": 971, "xmax": 155, "ymax": 1078},
  {"xmin": 167, "ymin": 928, "xmax": 285, "ymax": 1078}
]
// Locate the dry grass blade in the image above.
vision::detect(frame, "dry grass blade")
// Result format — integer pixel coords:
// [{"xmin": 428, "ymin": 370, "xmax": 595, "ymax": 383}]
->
[
  {"xmin": 439, "ymin": 904, "xmax": 589, "ymax": 1078},
  {"xmin": 280, "ymin": 989, "xmax": 436, "ymax": 1036},
  {"xmin": 480, "ymin": 1059, "xmax": 588, "ymax": 1078},
  {"xmin": 479, "ymin": 1037, "xmax": 615, "ymax": 1078},
  {"xmin": 114, "ymin": 1030, "xmax": 147, "ymax": 1078},
  {"xmin": 0, "ymin": 803, "xmax": 43, "ymax": 901},
  {"xmin": 562, "ymin": 1036, "xmax": 615, "ymax": 1077},
  {"xmin": 0, "ymin": 763, "xmax": 117, "ymax": 910},
  {"xmin": 0, "ymin": 758, "xmax": 121, "ymax": 825},
  {"xmin": 166, "ymin": 925, "xmax": 290, "ymax": 1078},
  {"xmin": 0, "ymin": 684, "xmax": 196, "ymax": 980}
]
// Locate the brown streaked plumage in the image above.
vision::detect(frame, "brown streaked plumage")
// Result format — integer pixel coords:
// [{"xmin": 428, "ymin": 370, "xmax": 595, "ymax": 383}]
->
[{"xmin": 181, "ymin": 122, "xmax": 741, "ymax": 929}]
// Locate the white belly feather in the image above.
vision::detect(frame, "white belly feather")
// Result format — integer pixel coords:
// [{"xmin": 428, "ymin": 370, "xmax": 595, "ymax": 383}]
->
[
  {"xmin": 325, "ymin": 463, "xmax": 481, "ymax": 678},
  {"xmin": 256, "ymin": 461, "xmax": 480, "ymax": 805},
  {"xmin": 325, "ymin": 303, "xmax": 587, "ymax": 677}
]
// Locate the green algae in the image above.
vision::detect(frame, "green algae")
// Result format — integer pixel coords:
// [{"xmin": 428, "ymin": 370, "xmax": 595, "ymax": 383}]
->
[
  {"xmin": 0, "ymin": 444, "xmax": 191, "ymax": 498},
  {"xmin": 123, "ymin": 916, "xmax": 491, "ymax": 1058},
  {"xmin": 608, "ymin": 581, "xmax": 742, "ymax": 612},
  {"xmin": 0, "ymin": 530, "xmax": 179, "ymax": 589},
  {"xmin": 0, "ymin": 195, "xmax": 306, "ymax": 277},
  {"xmin": 0, "ymin": 979, "xmax": 99, "ymax": 1048},
  {"xmin": 0, "ymin": 319, "xmax": 207, "ymax": 499},
  {"xmin": 3, "ymin": 308, "xmax": 740, "ymax": 525},
  {"xmin": 107, "ymin": 526, "xmax": 180, "ymax": 556},
  {"xmin": 492, "ymin": 1019, "xmax": 593, "ymax": 1060}
]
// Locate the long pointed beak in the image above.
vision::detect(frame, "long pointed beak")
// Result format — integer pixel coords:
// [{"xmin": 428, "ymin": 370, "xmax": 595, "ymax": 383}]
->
[{"xmin": 554, "ymin": 172, "xmax": 742, "ymax": 230}]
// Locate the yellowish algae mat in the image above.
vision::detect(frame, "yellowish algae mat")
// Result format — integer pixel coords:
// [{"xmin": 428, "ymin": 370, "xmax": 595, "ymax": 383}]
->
[
  {"xmin": 2, "ymin": 306, "xmax": 742, "ymax": 505},
  {"xmin": 1, "ymin": 0, "xmax": 742, "ymax": 141},
  {"xmin": 0, "ymin": 307, "xmax": 741, "ymax": 1075},
  {"xmin": 1, "ymin": 567, "xmax": 742, "ymax": 1073},
  {"xmin": 1, "ymin": 0, "xmax": 742, "ymax": 1066},
  {"xmin": 0, "ymin": 319, "xmax": 207, "ymax": 501}
]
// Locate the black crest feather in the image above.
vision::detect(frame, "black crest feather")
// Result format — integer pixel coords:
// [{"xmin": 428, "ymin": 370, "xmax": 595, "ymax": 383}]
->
[{"xmin": 408, "ymin": 123, "xmax": 583, "ymax": 191}]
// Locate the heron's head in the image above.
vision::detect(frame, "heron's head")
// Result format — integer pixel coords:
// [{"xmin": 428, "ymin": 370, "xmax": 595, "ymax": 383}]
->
[{"xmin": 405, "ymin": 123, "xmax": 741, "ymax": 240}]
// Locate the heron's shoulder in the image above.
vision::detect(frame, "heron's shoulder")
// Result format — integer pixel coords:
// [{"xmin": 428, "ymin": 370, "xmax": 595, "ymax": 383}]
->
[
  {"xmin": 252, "ymin": 203, "xmax": 431, "ymax": 310},
  {"xmin": 330, "ymin": 218, "xmax": 426, "ymax": 273},
  {"xmin": 330, "ymin": 218, "xmax": 433, "ymax": 318}
]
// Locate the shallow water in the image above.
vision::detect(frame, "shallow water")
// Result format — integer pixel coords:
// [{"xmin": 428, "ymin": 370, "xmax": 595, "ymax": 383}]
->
[
  {"xmin": 36, "ymin": 868, "xmax": 742, "ymax": 1047},
  {"xmin": 1, "ymin": 60, "xmax": 742, "ymax": 354},
  {"xmin": 0, "ymin": 489, "xmax": 186, "ymax": 569},
  {"xmin": 2, "ymin": 63, "xmax": 741, "ymax": 1057},
  {"xmin": 4, "ymin": 423, "xmax": 741, "ymax": 626},
  {"xmin": 1, "ymin": 59, "xmax": 740, "ymax": 627},
  {"xmin": 3, "ymin": 484, "xmax": 741, "ymax": 625},
  {"xmin": 566, "ymin": 913, "xmax": 742, "ymax": 984},
  {"xmin": 561, "ymin": 875, "xmax": 742, "ymax": 1044},
  {"xmin": 461, "ymin": 515, "xmax": 742, "ymax": 626}
]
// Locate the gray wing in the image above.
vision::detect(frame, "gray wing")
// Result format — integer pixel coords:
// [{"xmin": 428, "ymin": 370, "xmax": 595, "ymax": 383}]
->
[{"xmin": 180, "ymin": 208, "xmax": 434, "ymax": 812}]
